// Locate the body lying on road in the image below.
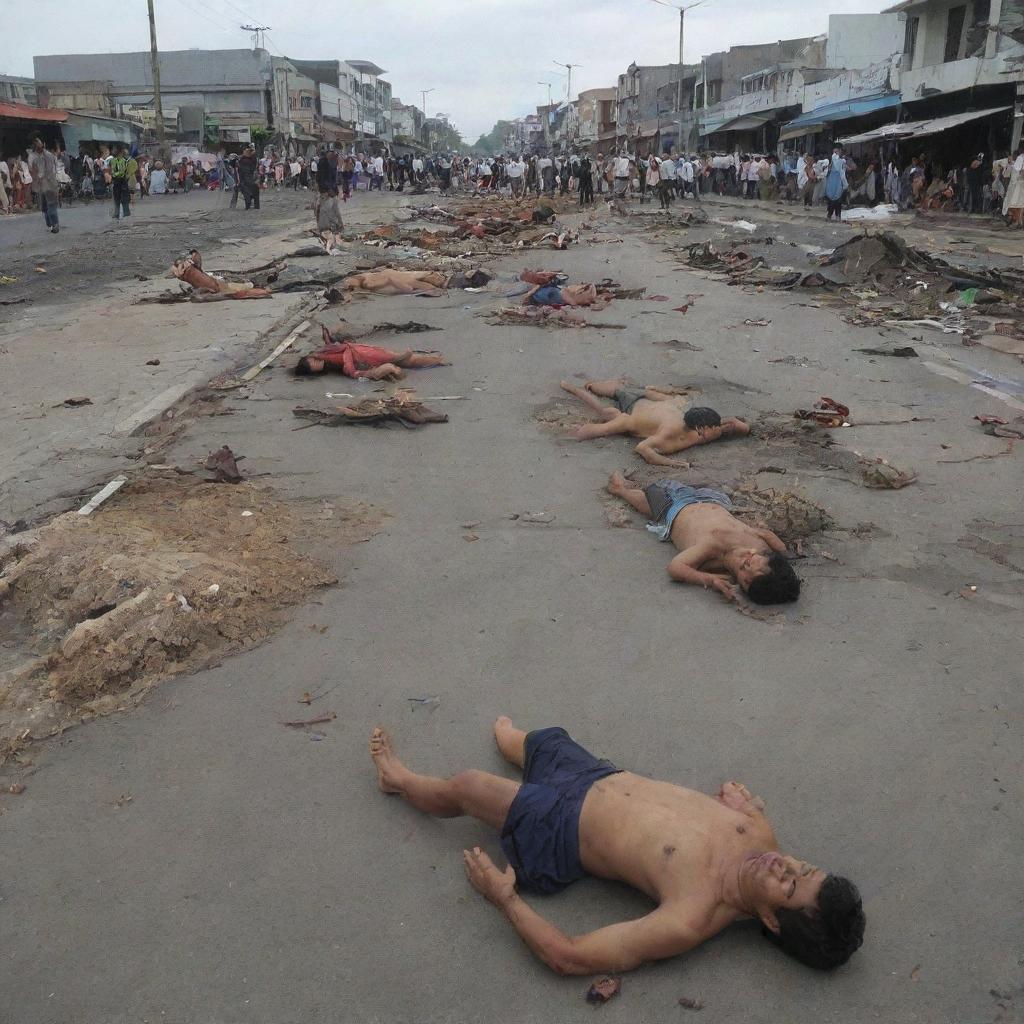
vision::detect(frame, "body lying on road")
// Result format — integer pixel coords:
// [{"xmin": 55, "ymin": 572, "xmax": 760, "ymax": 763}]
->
[
  {"xmin": 562, "ymin": 379, "xmax": 750, "ymax": 468},
  {"xmin": 523, "ymin": 282, "xmax": 612, "ymax": 309},
  {"xmin": 294, "ymin": 325, "xmax": 448, "ymax": 381},
  {"xmin": 607, "ymin": 471, "xmax": 800, "ymax": 603},
  {"xmin": 341, "ymin": 269, "xmax": 448, "ymax": 296},
  {"xmin": 371, "ymin": 719, "xmax": 863, "ymax": 975}
]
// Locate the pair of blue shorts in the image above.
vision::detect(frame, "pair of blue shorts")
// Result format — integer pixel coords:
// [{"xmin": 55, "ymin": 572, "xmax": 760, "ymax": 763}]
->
[
  {"xmin": 643, "ymin": 480, "xmax": 732, "ymax": 541},
  {"xmin": 500, "ymin": 728, "xmax": 620, "ymax": 894},
  {"xmin": 529, "ymin": 285, "xmax": 564, "ymax": 307}
]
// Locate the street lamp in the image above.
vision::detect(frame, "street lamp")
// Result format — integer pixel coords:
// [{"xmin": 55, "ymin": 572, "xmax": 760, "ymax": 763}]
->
[
  {"xmin": 538, "ymin": 81, "xmax": 553, "ymax": 149},
  {"xmin": 420, "ymin": 88, "xmax": 434, "ymax": 148},
  {"xmin": 649, "ymin": 0, "xmax": 713, "ymax": 154}
]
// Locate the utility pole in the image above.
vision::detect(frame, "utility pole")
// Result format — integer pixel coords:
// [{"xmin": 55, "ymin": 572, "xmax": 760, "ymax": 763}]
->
[
  {"xmin": 146, "ymin": 0, "xmax": 166, "ymax": 150},
  {"xmin": 649, "ymin": 0, "xmax": 711, "ymax": 155},
  {"xmin": 553, "ymin": 61, "xmax": 581, "ymax": 104},
  {"xmin": 420, "ymin": 88, "xmax": 434, "ymax": 148},
  {"xmin": 241, "ymin": 24, "xmax": 270, "ymax": 51}
]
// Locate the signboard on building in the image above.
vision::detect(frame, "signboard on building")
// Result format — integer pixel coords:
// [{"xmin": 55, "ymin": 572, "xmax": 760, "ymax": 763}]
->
[
  {"xmin": 121, "ymin": 104, "xmax": 179, "ymax": 127},
  {"xmin": 361, "ymin": 119, "xmax": 377, "ymax": 136}
]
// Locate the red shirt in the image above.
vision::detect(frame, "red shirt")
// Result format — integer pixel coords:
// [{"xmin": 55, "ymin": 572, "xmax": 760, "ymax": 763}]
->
[{"xmin": 312, "ymin": 342, "xmax": 399, "ymax": 377}]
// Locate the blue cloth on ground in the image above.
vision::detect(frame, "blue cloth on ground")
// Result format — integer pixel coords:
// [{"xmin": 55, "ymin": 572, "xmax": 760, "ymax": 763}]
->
[
  {"xmin": 530, "ymin": 285, "xmax": 564, "ymax": 306},
  {"xmin": 643, "ymin": 480, "xmax": 732, "ymax": 541},
  {"xmin": 500, "ymin": 727, "xmax": 621, "ymax": 894}
]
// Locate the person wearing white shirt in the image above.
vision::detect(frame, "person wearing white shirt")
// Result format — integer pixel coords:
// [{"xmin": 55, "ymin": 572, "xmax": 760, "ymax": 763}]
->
[
  {"xmin": 411, "ymin": 156, "xmax": 423, "ymax": 181},
  {"xmin": 612, "ymin": 152, "xmax": 631, "ymax": 198},
  {"xmin": 506, "ymin": 155, "xmax": 525, "ymax": 197},
  {"xmin": 371, "ymin": 155, "xmax": 384, "ymax": 191},
  {"xmin": 677, "ymin": 155, "xmax": 694, "ymax": 198}
]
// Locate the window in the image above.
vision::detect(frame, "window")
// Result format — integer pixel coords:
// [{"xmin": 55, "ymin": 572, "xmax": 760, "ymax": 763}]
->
[
  {"xmin": 944, "ymin": 5, "xmax": 966, "ymax": 62},
  {"xmin": 300, "ymin": 95, "xmax": 313, "ymax": 109},
  {"xmin": 904, "ymin": 15, "xmax": 919, "ymax": 66},
  {"xmin": 972, "ymin": 0, "xmax": 990, "ymax": 25}
]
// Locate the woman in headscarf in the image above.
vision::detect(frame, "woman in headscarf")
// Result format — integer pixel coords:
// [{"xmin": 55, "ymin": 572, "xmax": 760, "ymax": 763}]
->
[{"xmin": 824, "ymin": 146, "xmax": 848, "ymax": 221}]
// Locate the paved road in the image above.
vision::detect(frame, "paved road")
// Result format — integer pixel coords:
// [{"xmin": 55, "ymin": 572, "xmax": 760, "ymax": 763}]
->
[{"xmin": 2, "ymin": 191, "xmax": 1022, "ymax": 1023}]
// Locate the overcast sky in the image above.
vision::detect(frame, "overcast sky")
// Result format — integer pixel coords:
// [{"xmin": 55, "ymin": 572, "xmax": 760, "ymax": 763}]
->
[{"xmin": 3, "ymin": 0, "xmax": 891, "ymax": 142}]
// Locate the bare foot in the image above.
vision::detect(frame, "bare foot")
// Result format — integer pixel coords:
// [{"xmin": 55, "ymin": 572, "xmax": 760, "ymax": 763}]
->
[
  {"xmin": 559, "ymin": 380, "xmax": 576, "ymax": 394},
  {"xmin": 493, "ymin": 716, "xmax": 526, "ymax": 768},
  {"xmin": 607, "ymin": 470, "xmax": 627, "ymax": 496},
  {"xmin": 369, "ymin": 727, "xmax": 405, "ymax": 795}
]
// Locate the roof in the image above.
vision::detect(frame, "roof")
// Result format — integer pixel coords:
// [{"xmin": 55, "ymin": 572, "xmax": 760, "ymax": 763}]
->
[
  {"xmin": 881, "ymin": 0, "xmax": 926, "ymax": 11},
  {"xmin": 837, "ymin": 105, "xmax": 1012, "ymax": 145},
  {"xmin": 346, "ymin": 60, "xmax": 386, "ymax": 76},
  {"xmin": 0, "ymin": 100, "xmax": 67, "ymax": 122},
  {"xmin": 34, "ymin": 49, "xmax": 271, "ymax": 90},
  {"xmin": 718, "ymin": 113, "xmax": 774, "ymax": 132}
]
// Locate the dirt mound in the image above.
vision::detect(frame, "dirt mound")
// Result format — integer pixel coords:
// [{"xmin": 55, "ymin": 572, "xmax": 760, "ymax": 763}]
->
[
  {"xmin": 730, "ymin": 481, "xmax": 834, "ymax": 543},
  {"xmin": 0, "ymin": 476, "xmax": 384, "ymax": 760}
]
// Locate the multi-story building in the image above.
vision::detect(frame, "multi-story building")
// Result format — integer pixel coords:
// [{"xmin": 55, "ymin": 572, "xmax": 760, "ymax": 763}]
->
[
  {"xmin": 289, "ymin": 59, "xmax": 358, "ymax": 147},
  {"xmin": 0, "ymin": 74, "xmax": 37, "ymax": 106},
  {"xmin": 616, "ymin": 63, "xmax": 679, "ymax": 151},
  {"xmin": 885, "ymin": 0, "xmax": 1024, "ymax": 149},
  {"xmin": 34, "ymin": 48, "xmax": 278, "ymax": 147},
  {"xmin": 576, "ymin": 87, "xmax": 617, "ymax": 153},
  {"xmin": 346, "ymin": 60, "xmax": 393, "ymax": 146}
]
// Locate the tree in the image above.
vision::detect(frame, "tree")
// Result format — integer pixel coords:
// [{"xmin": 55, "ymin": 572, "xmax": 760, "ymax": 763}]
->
[{"xmin": 473, "ymin": 120, "xmax": 513, "ymax": 156}]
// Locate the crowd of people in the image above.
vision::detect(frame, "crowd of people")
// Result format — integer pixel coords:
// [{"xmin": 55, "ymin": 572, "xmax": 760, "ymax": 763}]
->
[{"xmin": 5, "ymin": 132, "xmax": 1022, "ymax": 231}]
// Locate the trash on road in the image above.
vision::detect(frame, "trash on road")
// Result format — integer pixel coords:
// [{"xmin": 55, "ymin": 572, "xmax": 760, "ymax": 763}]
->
[
  {"xmin": 204, "ymin": 445, "xmax": 245, "ymax": 484},
  {"xmin": 678, "ymin": 996, "xmax": 704, "ymax": 1011},
  {"xmin": 585, "ymin": 977, "xmax": 621, "ymax": 1004},
  {"xmin": 855, "ymin": 346, "xmax": 918, "ymax": 357},
  {"xmin": 794, "ymin": 398, "xmax": 851, "ymax": 427},
  {"xmin": 282, "ymin": 711, "xmax": 338, "ymax": 727},
  {"xmin": 292, "ymin": 394, "xmax": 449, "ymax": 428}
]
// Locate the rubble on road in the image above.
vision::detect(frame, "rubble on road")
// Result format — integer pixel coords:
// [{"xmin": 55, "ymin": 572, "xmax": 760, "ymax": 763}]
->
[
  {"xmin": 292, "ymin": 394, "xmax": 449, "ymax": 428},
  {"xmin": 0, "ymin": 477, "xmax": 383, "ymax": 761}
]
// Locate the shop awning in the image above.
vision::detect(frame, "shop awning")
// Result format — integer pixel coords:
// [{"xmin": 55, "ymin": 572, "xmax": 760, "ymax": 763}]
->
[
  {"xmin": 780, "ymin": 92, "xmax": 902, "ymax": 136},
  {"xmin": 837, "ymin": 105, "xmax": 1012, "ymax": 145},
  {"xmin": 779, "ymin": 122, "xmax": 824, "ymax": 141},
  {"xmin": 0, "ymin": 101, "xmax": 68, "ymax": 122},
  {"xmin": 717, "ymin": 113, "xmax": 773, "ymax": 132}
]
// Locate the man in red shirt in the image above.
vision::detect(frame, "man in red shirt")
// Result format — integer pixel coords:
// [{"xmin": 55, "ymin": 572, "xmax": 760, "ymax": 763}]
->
[{"xmin": 294, "ymin": 325, "xmax": 448, "ymax": 381}]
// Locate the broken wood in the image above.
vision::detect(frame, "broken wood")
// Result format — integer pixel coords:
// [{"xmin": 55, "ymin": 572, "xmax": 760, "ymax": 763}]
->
[{"xmin": 78, "ymin": 476, "xmax": 128, "ymax": 516}]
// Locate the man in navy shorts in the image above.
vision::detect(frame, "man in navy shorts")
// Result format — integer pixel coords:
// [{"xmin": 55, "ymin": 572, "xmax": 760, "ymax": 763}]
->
[{"xmin": 370, "ymin": 718, "xmax": 863, "ymax": 974}]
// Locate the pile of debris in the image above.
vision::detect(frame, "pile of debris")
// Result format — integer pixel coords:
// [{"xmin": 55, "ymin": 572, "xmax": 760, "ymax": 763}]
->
[{"xmin": 0, "ymin": 476, "xmax": 383, "ymax": 760}]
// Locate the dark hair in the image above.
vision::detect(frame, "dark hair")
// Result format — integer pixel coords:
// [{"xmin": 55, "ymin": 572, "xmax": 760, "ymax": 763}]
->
[
  {"xmin": 293, "ymin": 356, "xmax": 318, "ymax": 376},
  {"xmin": 746, "ymin": 552, "xmax": 800, "ymax": 604},
  {"xmin": 771, "ymin": 874, "xmax": 865, "ymax": 970},
  {"xmin": 684, "ymin": 406, "xmax": 722, "ymax": 431}
]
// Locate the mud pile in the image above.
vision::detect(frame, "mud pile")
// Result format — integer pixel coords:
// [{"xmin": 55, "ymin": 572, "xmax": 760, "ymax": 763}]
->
[{"xmin": 0, "ymin": 476, "xmax": 384, "ymax": 759}]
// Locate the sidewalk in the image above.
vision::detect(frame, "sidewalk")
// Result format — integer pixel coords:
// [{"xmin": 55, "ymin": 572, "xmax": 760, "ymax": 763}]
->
[{"xmin": 0, "ymin": 190, "xmax": 401, "ymax": 526}]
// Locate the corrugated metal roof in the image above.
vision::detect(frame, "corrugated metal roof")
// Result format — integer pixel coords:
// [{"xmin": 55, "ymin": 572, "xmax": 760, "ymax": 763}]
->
[
  {"xmin": 0, "ymin": 101, "xmax": 68, "ymax": 122},
  {"xmin": 837, "ymin": 105, "xmax": 1012, "ymax": 145},
  {"xmin": 34, "ymin": 49, "xmax": 271, "ymax": 90}
]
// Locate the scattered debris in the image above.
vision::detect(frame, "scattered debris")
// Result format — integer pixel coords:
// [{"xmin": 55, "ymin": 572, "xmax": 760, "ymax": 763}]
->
[
  {"xmin": 204, "ymin": 445, "xmax": 245, "ymax": 484},
  {"xmin": 655, "ymin": 339, "xmax": 704, "ymax": 351},
  {"xmin": 62, "ymin": 397, "xmax": 93, "ymax": 408},
  {"xmin": 858, "ymin": 456, "xmax": 918, "ymax": 488},
  {"xmin": 146, "ymin": 358, "xmax": 161, "ymax": 366},
  {"xmin": 282, "ymin": 711, "xmax": 337, "ymax": 728},
  {"xmin": 585, "ymin": 977, "xmax": 621, "ymax": 1004},
  {"xmin": 241, "ymin": 320, "xmax": 311, "ymax": 381},
  {"xmin": 408, "ymin": 695, "xmax": 441, "ymax": 712},
  {"xmin": 794, "ymin": 397, "xmax": 851, "ymax": 427},
  {"xmin": 293, "ymin": 395, "xmax": 449, "ymax": 429},
  {"xmin": 855, "ymin": 346, "xmax": 918, "ymax": 357},
  {"xmin": 7, "ymin": 783, "xmax": 26, "ymax": 795},
  {"xmin": 678, "ymin": 996, "xmax": 704, "ymax": 1011},
  {"xmin": 512, "ymin": 511, "xmax": 555, "ymax": 524},
  {"xmin": 743, "ymin": 318, "xmax": 771, "ymax": 327}
]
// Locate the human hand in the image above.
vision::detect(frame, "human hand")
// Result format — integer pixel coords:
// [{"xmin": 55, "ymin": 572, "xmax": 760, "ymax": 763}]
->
[
  {"xmin": 463, "ymin": 847, "xmax": 517, "ymax": 907},
  {"xmin": 707, "ymin": 576, "xmax": 736, "ymax": 602}
]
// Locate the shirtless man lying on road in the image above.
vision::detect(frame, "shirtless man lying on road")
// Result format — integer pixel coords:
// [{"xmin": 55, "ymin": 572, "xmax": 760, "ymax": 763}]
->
[
  {"xmin": 341, "ymin": 269, "xmax": 448, "ymax": 296},
  {"xmin": 371, "ymin": 719, "xmax": 864, "ymax": 974},
  {"xmin": 522, "ymin": 282, "xmax": 613, "ymax": 310},
  {"xmin": 294, "ymin": 325, "xmax": 448, "ymax": 381},
  {"xmin": 608, "ymin": 471, "xmax": 800, "ymax": 603},
  {"xmin": 561, "ymin": 379, "xmax": 750, "ymax": 468}
]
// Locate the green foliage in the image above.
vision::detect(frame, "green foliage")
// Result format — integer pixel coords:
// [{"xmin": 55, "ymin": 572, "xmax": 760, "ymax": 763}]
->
[{"xmin": 473, "ymin": 120, "xmax": 513, "ymax": 155}]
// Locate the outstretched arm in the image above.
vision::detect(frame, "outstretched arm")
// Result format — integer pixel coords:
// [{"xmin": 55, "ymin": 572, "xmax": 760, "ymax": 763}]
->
[
  {"xmin": 635, "ymin": 432, "xmax": 696, "ymax": 468},
  {"xmin": 463, "ymin": 848, "xmax": 697, "ymax": 975}
]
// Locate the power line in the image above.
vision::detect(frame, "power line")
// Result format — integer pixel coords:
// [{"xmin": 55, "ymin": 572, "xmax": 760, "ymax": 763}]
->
[{"xmin": 172, "ymin": 0, "xmax": 239, "ymax": 34}]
